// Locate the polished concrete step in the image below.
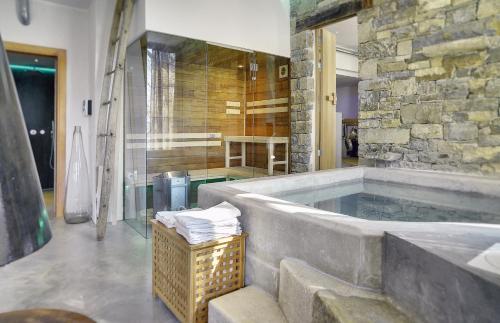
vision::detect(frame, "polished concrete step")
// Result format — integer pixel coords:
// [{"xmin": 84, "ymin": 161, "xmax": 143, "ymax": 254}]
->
[
  {"xmin": 384, "ymin": 232, "xmax": 500, "ymax": 323},
  {"xmin": 279, "ymin": 257, "xmax": 396, "ymax": 323},
  {"xmin": 313, "ymin": 289, "xmax": 412, "ymax": 323},
  {"xmin": 208, "ymin": 286, "xmax": 287, "ymax": 323}
]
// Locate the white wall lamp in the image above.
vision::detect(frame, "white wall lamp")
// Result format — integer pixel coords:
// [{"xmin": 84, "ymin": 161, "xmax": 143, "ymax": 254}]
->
[{"xmin": 16, "ymin": 0, "xmax": 31, "ymax": 26}]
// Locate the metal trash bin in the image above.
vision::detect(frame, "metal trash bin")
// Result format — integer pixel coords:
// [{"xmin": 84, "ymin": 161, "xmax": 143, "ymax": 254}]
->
[{"xmin": 153, "ymin": 171, "xmax": 190, "ymax": 215}]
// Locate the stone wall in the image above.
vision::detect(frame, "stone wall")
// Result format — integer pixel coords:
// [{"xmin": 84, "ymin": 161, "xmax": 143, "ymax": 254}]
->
[
  {"xmin": 290, "ymin": 0, "xmax": 359, "ymax": 173},
  {"xmin": 289, "ymin": 25, "xmax": 315, "ymax": 173},
  {"xmin": 290, "ymin": 0, "xmax": 500, "ymax": 176}
]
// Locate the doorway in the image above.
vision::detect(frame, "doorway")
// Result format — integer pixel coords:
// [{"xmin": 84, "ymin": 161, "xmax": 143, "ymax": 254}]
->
[
  {"xmin": 6, "ymin": 42, "xmax": 66, "ymax": 218},
  {"xmin": 315, "ymin": 16, "xmax": 359, "ymax": 170}
]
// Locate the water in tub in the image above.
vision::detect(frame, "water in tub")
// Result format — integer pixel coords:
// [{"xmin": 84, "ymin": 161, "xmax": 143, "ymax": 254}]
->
[{"xmin": 270, "ymin": 179, "xmax": 500, "ymax": 224}]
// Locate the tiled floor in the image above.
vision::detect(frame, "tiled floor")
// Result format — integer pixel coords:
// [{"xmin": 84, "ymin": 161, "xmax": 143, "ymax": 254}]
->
[{"xmin": 0, "ymin": 219, "xmax": 178, "ymax": 323}]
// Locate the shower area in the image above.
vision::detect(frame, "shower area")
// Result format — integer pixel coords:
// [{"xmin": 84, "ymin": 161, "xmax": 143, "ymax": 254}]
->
[
  {"xmin": 124, "ymin": 32, "xmax": 290, "ymax": 237},
  {"xmin": 7, "ymin": 51, "xmax": 56, "ymax": 217}
]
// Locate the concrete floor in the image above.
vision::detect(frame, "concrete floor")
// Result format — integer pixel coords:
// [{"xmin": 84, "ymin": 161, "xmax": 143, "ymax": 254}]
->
[{"xmin": 0, "ymin": 219, "xmax": 179, "ymax": 323}]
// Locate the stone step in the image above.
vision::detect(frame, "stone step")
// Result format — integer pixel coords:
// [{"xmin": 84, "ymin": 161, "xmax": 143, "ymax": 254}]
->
[
  {"xmin": 384, "ymin": 232, "xmax": 500, "ymax": 323},
  {"xmin": 312, "ymin": 289, "xmax": 412, "ymax": 323},
  {"xmin": 208, "ymin": 286, "xmax": 287, "ymax": 323},
  {"xmin": 279, "ymin": 257, "xmax": 385, "ymax": 323},
  {"xmin": 279, "ymin": 257, "xmax": 412, "ymax": 323}
]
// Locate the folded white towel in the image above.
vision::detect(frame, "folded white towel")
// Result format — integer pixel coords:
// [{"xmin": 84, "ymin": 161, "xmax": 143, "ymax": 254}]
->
[
  {"xmin": 174, "ymin": 201, "xmax": 241, "ymax": 228},
  {"xmin": 171, "ymin": 202, "xmax": 243, "ymax": 244},
  {"xmin": 176, "ymin": 221, "xmax": 241, "ymax": 235},
  {"xmin": 176, "ymin": 227, "xmax": 242, "ymax": 244},
  {"xmin": 176, "ymin": 225, "xmax": 241, "ymax": 238},
  {"xmin": 156, "ymin": 208, "xmax": 201, "ymax": 228},
  {"xmin": 178, "ymin": 218, "xmax": 239, "ymax": 230}
]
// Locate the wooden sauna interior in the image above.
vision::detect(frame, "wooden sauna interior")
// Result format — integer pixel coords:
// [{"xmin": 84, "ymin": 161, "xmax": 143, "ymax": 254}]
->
[
  {"xmin": 124, "ymin": 32, "xmax": 290, "ymax": 228},
  {"xmin": 125, "ymin": 33, "xmax": 290, "ymax": 186}
]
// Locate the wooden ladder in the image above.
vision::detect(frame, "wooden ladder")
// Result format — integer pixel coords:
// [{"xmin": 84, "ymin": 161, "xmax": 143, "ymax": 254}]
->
[{"xmin": 95, "ymin": 0, "xmax": 135, "ymax": 240}]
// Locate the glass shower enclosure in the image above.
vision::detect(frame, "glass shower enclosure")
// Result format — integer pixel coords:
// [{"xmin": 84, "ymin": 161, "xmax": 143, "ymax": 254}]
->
[{"xmin": 124, "ymin": 32, "xmax": 290, "ymax": 237}]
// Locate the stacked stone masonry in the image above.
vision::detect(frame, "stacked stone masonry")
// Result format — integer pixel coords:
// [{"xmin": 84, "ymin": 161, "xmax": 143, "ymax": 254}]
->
[
  {"xmin": 290, "ymin": 29, "xmax": 316, "ymax": 173},
  {"xmin": 290, "ymin": 0, "xmax": 500, "ymax": 176}
]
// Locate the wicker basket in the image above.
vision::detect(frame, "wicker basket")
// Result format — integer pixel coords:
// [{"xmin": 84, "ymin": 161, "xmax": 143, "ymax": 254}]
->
[{"xmin": 151, "ymin": 220, "xmax": 247, "ymax": 323}]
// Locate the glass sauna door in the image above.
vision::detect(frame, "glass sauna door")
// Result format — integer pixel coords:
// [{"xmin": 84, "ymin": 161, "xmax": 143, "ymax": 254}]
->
[
  {"xmin": 246, "ymin": 52, "xmax": 290, "ymax": 177},
  {"xmin": 124, "ymin": 34, "xmax": 208, "ymax": 237},
  {"xmin": 207, "ymin": 44, "xmax": 254, "ymax": 182},
  {"xmin": 207, "ymin": 49, "xmax": 291, "ymax": 181},
  {"xmin": 145, "ymin": 35, "xmax": 208, "ymax": 216}
]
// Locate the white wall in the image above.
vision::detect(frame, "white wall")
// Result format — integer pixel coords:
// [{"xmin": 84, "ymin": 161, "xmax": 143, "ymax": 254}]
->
[
  {"xmin": 144, "ymin": 0, "xmax": 290, "ymax": 57},
  {"xmin": 337, "ymin": 84, "xmax": 358, "ymax": 119},
  {"xmin": 336, "ymin": 50, "xmax": 358, "ymax": 78},
  {"xmin": 0, "ymin": 0, "xmax": 92, "ymax": 188}
]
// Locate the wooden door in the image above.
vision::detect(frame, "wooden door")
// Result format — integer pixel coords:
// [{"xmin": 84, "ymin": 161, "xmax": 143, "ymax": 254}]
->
[{"xmin": 315, "ymin": 28, "xmax": 337, "ymax": 170}]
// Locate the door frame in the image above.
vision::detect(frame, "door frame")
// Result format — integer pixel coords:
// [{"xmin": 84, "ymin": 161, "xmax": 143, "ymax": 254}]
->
[{"xmin": 5, "ymin": 41, "xmax": 67, "ymax": 218}]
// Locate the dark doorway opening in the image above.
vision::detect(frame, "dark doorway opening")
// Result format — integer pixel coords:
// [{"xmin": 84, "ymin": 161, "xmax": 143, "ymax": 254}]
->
[
  {"xmin": 7, "ymin": 52, "xmax": 56, "ymax": 214},
  {"xmin": 320, "ymin": 16, "xmax": 360, "ymax": 169}
]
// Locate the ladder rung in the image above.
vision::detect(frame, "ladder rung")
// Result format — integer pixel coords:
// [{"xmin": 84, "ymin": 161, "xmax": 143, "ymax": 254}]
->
[
  {"xmin": 102, "ymin": 101, "xmax": 111, "ymax": 106},
  {"xmin": 98, "ymin": 132, "xmax": 114, "ymax": 137},
  {"xmin": 105, "ymin": 65, "xmax": 123, "ymax": 77}
]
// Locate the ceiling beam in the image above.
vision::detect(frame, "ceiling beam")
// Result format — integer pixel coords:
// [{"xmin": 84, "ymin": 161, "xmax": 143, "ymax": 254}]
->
[{"xmin": 295, "ymin": 0, "xmax": 367, "ymax": 33}]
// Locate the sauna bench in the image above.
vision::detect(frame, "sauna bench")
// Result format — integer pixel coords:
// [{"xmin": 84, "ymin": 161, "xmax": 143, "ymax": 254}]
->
[{"xmin": 224, "ymin": 136, "xmax": 289, "ymax": 176}]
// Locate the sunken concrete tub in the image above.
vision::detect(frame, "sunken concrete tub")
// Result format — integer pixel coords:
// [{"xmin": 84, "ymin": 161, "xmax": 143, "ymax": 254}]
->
[{"xmin": 198, "ymin": 167, "xmax": 500, "ymax": 299}]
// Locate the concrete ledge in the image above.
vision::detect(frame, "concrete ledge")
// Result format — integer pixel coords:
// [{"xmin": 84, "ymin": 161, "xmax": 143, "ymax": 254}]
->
[
  {"xmin": 227, "ymin": 167, "xmax": 364, "ymax": 196},
  {"xmin": 364, "ymin": 167, "xmax": 500, "ymax": 196},
  {"xmin": 384, "ymin": 233, "xmax": 500, "ymax": 323},
  {"xmin": 208, "ymin": 286, "xmax": 287, "ymax": 323},
  {"xmin": 199, "ymin": 182, "xmax": 384, "ymax": 295},
  {"xmin": 244, "ymin": 252, "xmax": 279, "ymax": 297}
]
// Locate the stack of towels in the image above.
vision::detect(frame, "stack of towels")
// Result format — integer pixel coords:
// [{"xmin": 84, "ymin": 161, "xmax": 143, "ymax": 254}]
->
[{"xmin": 156, "ymin": 201, "xmax": 242, "ymax": 244}]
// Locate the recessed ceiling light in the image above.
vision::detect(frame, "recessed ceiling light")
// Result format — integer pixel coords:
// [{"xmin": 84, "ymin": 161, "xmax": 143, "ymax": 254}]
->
[{"xmin": 34, "ymin": 58, "xmax": 39, "ymax": 63}]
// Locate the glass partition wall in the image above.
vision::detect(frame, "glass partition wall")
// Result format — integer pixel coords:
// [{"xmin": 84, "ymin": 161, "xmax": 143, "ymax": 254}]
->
[{"xmin": 124, "ymin": 32, "xmax": 290, "ymax": 237}]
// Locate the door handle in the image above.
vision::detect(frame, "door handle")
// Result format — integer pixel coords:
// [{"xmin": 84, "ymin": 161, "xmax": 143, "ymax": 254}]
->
[{"xmin": 325, "ymin": 92, "xmax": 336, "ymax": 105}]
